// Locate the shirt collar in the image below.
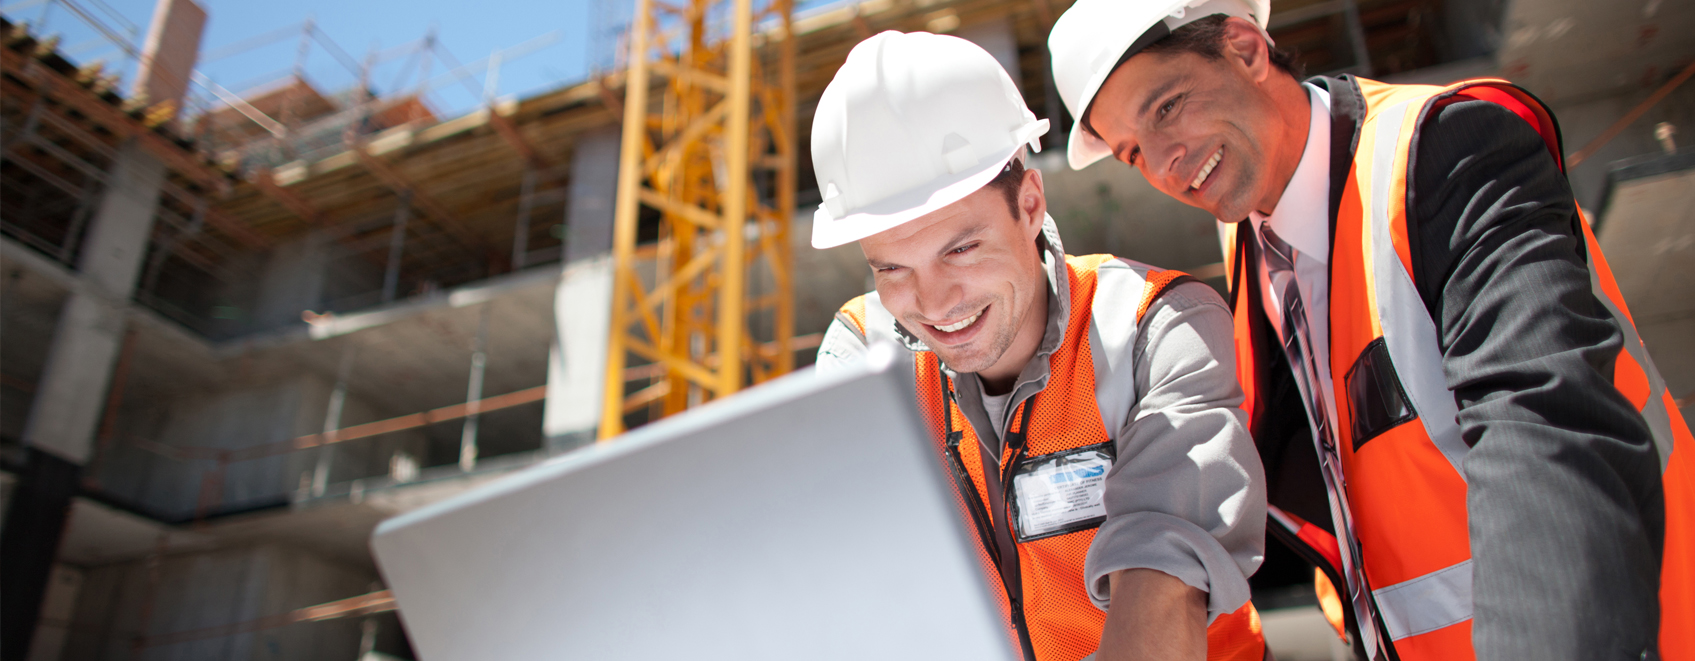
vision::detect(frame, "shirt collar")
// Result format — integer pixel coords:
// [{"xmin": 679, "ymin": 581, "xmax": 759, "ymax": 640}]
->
[{"xmin": 1250, "ymin": 83, "xmax": 1332, "ymax": 263}]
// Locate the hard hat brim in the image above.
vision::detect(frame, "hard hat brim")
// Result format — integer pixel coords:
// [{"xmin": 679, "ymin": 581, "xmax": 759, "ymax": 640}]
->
[
  {"xmin": 1067, "ymin": 119, "xmax": 1115, "ymax": 171},
  {"xmin": 810, "ymin": 144, "xmax": 1027, "ymax": 250},
  {"xmin": 1054, "ymin": 0, "xmax": 1270, "ymax": 171},
  {"xmin": 1056, "ymin": 2, "xmax": 1181, "ymax": 171}
]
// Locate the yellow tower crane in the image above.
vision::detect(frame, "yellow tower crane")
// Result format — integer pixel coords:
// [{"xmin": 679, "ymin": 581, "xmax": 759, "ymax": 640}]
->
[{"xmin": 598, "ymin": 0, "xmax": 797, "ymax": 439}]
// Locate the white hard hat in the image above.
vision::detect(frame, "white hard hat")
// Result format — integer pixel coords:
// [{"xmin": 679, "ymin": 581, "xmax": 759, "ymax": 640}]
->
[
  {"xmin": 1049, "ymin": 0, "xmax": 1271, "ymax": 170},
  {"xmin": 809, "ymin": 31, "xmax": 1049, "ymax": 249}
]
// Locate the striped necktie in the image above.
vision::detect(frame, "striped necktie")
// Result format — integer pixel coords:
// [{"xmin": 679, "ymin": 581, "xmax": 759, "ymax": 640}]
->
[{"xmin": 1259, "ymin": 223, "xmax": 1385, "ymax": 658}]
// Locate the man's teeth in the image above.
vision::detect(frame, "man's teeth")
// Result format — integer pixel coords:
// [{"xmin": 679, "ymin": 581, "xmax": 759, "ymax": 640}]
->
[
  {"xmin": 934, "ymin": 311, "xmax": 982, "ymax": 333},
  {"xmin": 1190, "ymin": 148, "xmax": 1223, "ymax": 190}
]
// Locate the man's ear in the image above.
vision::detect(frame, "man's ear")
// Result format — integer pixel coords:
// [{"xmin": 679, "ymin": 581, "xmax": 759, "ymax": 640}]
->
[
  {"xmin": 1220, "ymin": 17, "xmax": 1271, "ymax": 84},
  {"xmin": 1019, "ymin": 167, "xmax": 1046, "ymax": 239}
]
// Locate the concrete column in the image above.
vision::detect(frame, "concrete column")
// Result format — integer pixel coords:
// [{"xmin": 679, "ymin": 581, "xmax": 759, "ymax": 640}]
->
[
  {"xmin": 0, "ymin": 2, "xmax": 204, "ymax": 656},
  {"xmin": 132, "ymin": 0, "xmax": 208, "ymax": 114},
  {"xmin": 563, "ymin": 126, "xmax": 621, "ymax": 264},
  {"xmin": 24, "ymin": 565, "xmax": 82, "ymax": 661},
  {"xmin": 255, "ymin": 231, "xmax": 331, "ymax": 329},
  {"xmin": 957, "ymin": 17, "xmax": 1021, "ymax": 89},
  {"xmin": 543, "ymin": 126, "xmax": 620, "ymax": 451},
  {"xmin": 23, "ymin": 144, "xmax": 167, "ymax": 463}
]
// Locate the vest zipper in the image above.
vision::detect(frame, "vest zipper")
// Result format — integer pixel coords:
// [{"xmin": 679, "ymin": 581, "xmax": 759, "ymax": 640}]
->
[
  {"xmin": 999, "ymin": 423, "xmax": 1033, "ymax": 661},
  {"xmin": 945, "ymin": 436, "xmax": 1002, "ymax": 567},
  {"xmin": 941, "ymin": 373, "xmax": 1038, "ymax": 661}
]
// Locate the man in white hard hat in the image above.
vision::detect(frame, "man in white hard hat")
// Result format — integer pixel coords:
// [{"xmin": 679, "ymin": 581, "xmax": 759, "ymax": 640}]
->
[
  {"xmin": 1048, "ymin": 2, "xmax": 1695, "ymax": 660},
  {"xmin": 811, "ymin": 30, "xmax": 1271, "ymax": 661}
]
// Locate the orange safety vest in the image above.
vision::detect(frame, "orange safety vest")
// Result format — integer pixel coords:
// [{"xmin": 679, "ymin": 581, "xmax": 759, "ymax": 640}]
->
[
  {"xmin": 1223, "ymin": 77, "xmax": 1695, "ymax": 660},
  {"xmin": 838, "ymin": 254, "xmax": 1266, "ymax": 661}
]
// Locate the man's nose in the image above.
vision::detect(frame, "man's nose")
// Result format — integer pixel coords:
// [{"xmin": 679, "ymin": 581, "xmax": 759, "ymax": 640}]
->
[
  {"xmin": 912, "ymin": 270, "xmax": 964, "ymax": 321},
  {"xmin": 1142, "ymin": 135, "xmax": 1186, "ymax": 185}
]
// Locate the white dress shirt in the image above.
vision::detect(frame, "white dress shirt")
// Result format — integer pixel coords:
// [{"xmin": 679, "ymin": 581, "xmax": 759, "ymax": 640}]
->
[{"xmin": 1224, "ymin": 82, "xmax": 1341, "ymax": 441}]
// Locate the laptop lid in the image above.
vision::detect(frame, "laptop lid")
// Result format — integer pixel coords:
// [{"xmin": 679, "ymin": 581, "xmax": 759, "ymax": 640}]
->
[{"xmin": 371, "ymin": 346, "xmax": 1017, "ymax": 661}]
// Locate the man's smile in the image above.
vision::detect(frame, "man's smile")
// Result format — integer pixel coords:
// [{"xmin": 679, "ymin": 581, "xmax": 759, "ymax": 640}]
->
[
  {"xmin": 1188, "ymin": 146, "xmax": 1224, "ymax": 193},
  {"xmin": 923, "ymin": 305, "xmax": 990, "ymax": 345}
]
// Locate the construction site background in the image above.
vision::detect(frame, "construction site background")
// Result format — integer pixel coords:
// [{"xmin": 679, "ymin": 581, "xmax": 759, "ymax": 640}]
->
[{"xmin": 0, "ymin": 0, "xmax": 1690, "ymax": 659}]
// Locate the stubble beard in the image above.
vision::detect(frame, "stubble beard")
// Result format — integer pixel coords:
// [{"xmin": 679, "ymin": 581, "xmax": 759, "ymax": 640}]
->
[
  {"xmin": 1215, "ymin": 128, "xmax": 1278, "ymax": 222},
  {"xmin": 1213, "ymin": 166, "xmax": 1259, "ymax": 222}
]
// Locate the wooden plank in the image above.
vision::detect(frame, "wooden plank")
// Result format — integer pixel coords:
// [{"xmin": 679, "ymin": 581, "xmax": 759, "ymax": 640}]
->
[
  {"xmin": 183, "ymin": 0, "xmax": 1070, "ymax": 281},
  {"xmin": 252, "ymin": 169, "xmax": 324, "ymax": 224},
  {"xmin": 487, "ymin": 104, "xmax": 550, "ymax": 171},
  {"xmin": 0, "ymin": 48, "xmax": 231, "ymax": 194},
  {"xmin": 348, "ymin": 141, "xmax": 486, "ymax": 249}
]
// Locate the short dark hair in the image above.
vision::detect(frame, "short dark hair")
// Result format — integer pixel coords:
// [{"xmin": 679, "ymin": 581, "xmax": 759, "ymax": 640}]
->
[
  {"xmin": 1082, "ymin": 15, "xmax": 1304, "ymax": 140},
  {"xmin": 980, "ymin": 156, "xmax": 1027, "ymax": 218}
]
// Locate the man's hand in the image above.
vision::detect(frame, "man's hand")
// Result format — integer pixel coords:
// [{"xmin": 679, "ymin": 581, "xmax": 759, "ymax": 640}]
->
[{"xmin": 1097, "ymin": 568, "xmax": 1208, "ymax": 661}]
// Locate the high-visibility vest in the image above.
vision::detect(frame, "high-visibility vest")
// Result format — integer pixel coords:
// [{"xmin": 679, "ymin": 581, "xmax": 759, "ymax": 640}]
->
[
  {"xmin": 1222, "ymin": 77, "xmax": 1695, "ymax": 660},
  {"xmin": 837, "ymin": 254, "xmax": 1266, "ymax": 661}
]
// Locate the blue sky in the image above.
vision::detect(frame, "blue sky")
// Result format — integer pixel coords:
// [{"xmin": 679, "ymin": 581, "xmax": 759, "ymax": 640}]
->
[
  {"xmin": 7, "ymin": 0, "xmax": 618, "ymax": 118},
  {"xmin": 4, "ymin": 0, "xmax": 840, "ymax": 120},
  {"xmin": 6, "ymin": 0, "xmax": 844, "ymax": 122}
]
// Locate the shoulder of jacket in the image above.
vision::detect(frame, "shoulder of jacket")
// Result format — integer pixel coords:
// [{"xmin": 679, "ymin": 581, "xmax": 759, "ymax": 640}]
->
[
  {"xmin": 834, "ymin": 293, "xmax": 876, "ymax": 337},
  {"xmin": 837, "ymin": 291, "xmax": 919, "ymax": 349},
  {"xmin": 1415, "ymin": 92, "xmax": 1542, "ymax": 139},
  {"xmin": 1091, "ymin": 257, "xmax": 1216, "ymax": 323},
  {"xmin": 1140, "ymin": 279, "xmax": 1230, "ymax": 321}
]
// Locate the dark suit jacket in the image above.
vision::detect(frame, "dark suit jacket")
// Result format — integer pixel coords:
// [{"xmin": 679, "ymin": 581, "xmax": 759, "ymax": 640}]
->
[{"xmin": 1244, "ymin": 75, "xmax": 1664, "ymax": 661}]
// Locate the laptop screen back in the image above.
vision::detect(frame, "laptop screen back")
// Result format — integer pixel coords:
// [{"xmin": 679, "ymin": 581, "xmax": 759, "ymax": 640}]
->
[{"xmin": 371, "ymin": 352, "xmax": 1018, "ymax": 661}]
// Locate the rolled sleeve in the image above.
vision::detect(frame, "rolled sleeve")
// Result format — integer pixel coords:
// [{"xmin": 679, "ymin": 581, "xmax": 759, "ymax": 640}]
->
[{"xmin": 1083, "ymin": 281, "xmax": 1267, "ymax": 621}]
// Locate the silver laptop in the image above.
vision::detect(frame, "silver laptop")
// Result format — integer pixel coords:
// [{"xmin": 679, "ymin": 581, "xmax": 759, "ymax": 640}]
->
[{"xmin": 371, "ymin": 346, "xmax": 1018, "ymax": 661}]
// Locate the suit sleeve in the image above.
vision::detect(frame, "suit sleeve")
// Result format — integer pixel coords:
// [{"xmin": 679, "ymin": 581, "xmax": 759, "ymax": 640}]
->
[{"xmin": 1410, "ymin": 99, "xmax": 1663, "ymax": 660}]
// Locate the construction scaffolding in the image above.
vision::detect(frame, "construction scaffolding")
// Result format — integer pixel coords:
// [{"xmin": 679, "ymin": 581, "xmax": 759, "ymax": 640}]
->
[
  {"xmin": 599, "ymin": 0, "xmax": 797, "ymax": 437},
  {"xmin": 9, "ymin": 0, "xmax": 1637, "ymax": 657}
]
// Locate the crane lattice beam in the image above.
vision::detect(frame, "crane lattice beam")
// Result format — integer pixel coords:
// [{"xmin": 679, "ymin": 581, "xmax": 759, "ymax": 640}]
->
[{"xmin": 599, "ymin": 0, "xmax": 796, "ymax": 438}]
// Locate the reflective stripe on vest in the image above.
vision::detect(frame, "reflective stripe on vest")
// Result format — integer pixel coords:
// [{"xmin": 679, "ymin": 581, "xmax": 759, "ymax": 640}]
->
[
  {"xmin": 1236, "ymin": 77, "xmax": 1695, "ymax": 661},
  {"xmin": 1344, "ymin": 88, "xmax": 1476, "ymax": 655},
  {"xmin": 836, "ymin": 255, "xmax": 1266, "ymax": 661}
]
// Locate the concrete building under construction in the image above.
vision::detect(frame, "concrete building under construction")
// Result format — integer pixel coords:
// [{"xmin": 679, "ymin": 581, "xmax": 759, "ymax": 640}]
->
[{"xmin": 1, "ymin": 0, "xmax": 1691, "ymax": 658}]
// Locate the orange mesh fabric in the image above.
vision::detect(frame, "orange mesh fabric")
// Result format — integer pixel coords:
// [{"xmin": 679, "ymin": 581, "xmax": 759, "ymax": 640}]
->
[
  {"xmin": 1018, "ymin": 258, "xmax": 1114, "ymax": 660},
  {"xmin": 914, "ymin": 351, "xmax": 1019, "ymax": 652},
  {"xmin": 906, "ymin": 257, "xmax": 1264, "ymax": 660},
  {"xmin": 837, "ymin": 294, "xmax": 869, "ymax": 335},
  {"xmin": 1021, "ymin": 530, "xmax": 1107, "ymax": 660},
  {"xmin": 1136, "ymin": 268, "xmax": 1192, "ymax": 325}
]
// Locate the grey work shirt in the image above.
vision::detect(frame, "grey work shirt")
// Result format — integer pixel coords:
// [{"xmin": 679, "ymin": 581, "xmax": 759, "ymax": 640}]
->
[{"xmin": 815, "ymin": 218, "xmax": 1266, "ymax": 621}]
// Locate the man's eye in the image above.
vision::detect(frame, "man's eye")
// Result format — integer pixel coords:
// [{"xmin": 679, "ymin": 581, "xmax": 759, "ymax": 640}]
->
[
  {"xmin": 951, "ymin": 243, "xmax": 977, "ymax": 255},
  {"xmin": 1159, "ymin": 95, "xmax": 1180, "ymax": 118},
  {"xmin": 876, "ymin": 266, "xmax": 901, "ymax": 273}
]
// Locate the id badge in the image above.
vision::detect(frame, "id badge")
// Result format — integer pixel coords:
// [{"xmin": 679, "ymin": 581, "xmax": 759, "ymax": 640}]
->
[{"xmin": 1009, "ymin": 442, "xmax": 1115, "ymax": 541}]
